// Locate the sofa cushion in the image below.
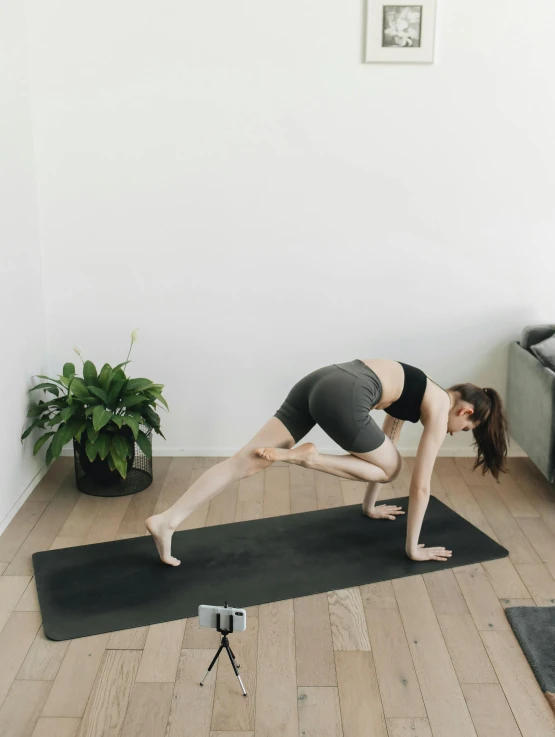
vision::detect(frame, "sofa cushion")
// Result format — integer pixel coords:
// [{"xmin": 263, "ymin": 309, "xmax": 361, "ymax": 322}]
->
[
  {"xmin": 530, "ymin": 333, "xmax": 555, "ymax": 372},
  {"xmin": 521, "ymin": 324, "xmax": 555, "ymax": 351}
]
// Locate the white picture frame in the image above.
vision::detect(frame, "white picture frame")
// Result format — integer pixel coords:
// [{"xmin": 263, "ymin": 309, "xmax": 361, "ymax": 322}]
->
[{"xmin": 365, "ymin": 1, "xmax": 437, "ymax": 63}]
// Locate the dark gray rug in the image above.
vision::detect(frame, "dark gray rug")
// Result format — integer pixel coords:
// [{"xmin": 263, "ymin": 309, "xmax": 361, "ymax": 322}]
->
[
  {"xmin": 505, "ymin": 606, "xmax": 555, "ymax": 715},
  {"xmin": 33, "ymin": 495, "xmax": 509, "ymax": 641}
]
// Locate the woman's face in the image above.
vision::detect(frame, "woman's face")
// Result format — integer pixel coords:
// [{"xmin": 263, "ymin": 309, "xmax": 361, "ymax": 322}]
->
[{"xmin": 447, "ymin": 405, "xmax": 478, "ymax": 435}]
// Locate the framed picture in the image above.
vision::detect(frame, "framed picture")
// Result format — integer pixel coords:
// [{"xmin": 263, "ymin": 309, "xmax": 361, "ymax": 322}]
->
[{"xmin": 365, "ymin": 1, "xmax": 437, "ymax": 63}]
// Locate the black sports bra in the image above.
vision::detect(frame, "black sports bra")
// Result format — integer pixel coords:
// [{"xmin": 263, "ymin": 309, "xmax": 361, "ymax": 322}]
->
[{"xmin": 383, "ymin": 362, "xmax": 428, "ymax": 423}]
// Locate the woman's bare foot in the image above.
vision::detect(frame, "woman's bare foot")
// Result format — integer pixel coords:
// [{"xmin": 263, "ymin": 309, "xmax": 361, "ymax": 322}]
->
[
  {"xmin": 145, "ymin": 514, "xmax": 181, "ymax": 566},
  {"xmin": 254, "ymin": 442, "xmax": 318, "ymax": 466}
]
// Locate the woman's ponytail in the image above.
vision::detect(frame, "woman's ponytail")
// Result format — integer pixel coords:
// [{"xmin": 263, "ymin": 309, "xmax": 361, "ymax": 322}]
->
[{"xmin": 448, "ymin": 383, "xmax": 509, "ymax": 482}]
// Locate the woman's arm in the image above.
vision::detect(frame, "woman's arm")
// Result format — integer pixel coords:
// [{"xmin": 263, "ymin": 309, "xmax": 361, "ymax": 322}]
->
[
  {"xmin": 405, "ymin": 419, "xmax": 446, "ymax": 557},
  {"xmin": 363, "ymin": 415, "xmax": 404, "ymax": 513}
]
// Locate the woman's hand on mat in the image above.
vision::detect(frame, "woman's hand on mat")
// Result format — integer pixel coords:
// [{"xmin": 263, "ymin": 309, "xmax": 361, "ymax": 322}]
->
[
  {"xmin": 406, "ymin": 543, "xmax": 452, "ymax": 562},
  {"xmin": 364, "ymin": 504, "xmax": 405, "ymax": 521}
]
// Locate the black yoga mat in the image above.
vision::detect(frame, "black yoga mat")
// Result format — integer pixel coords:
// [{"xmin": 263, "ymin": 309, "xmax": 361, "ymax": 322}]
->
[{"xmin": 33, "ymin": 495, "xmax": 509, "ymax": 641}]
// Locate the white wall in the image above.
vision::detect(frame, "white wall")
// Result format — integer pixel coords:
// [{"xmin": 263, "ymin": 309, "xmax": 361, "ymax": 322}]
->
[
  {"xmin": 10, "ymin": 0, "xmax": 554, "ymax": 514},
  {"xmin": 0, "ymin": 1, "xmax": 49, "ymax": 530}
]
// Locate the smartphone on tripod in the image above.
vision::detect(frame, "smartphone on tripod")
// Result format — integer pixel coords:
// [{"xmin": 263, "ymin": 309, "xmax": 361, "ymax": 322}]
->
[
  {"xmin": 198, "ymin": 604, "xmax": 247, "ymax": 632},
  {"xmin": 198, "ymin": 603, "xmax": 248, "ymax": 695}
]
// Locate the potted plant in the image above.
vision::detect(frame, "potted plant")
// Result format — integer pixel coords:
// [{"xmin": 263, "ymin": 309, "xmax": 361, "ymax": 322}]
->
[{"xmin": 20, "ymin": 329, "xmax": 169, "ymax": 485}]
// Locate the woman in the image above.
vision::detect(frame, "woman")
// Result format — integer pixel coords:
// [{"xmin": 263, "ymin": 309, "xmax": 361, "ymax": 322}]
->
[{"xmin": 146, "ymin": 358, "xmax": 509, "ymax": 566}]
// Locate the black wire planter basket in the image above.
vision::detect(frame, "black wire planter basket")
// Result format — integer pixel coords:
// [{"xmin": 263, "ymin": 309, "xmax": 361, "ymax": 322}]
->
[{"xmin": 73, "ymin": 424, "xmax": 153, "ymax": 497}]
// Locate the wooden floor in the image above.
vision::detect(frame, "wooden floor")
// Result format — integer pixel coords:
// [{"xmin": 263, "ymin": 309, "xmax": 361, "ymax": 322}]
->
[{"xmin": 1, "ymin": 454, "xmax": 555, "ymax": 737}]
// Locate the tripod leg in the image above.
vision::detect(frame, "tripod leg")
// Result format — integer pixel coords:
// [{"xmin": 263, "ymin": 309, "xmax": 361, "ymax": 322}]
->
[
  {"xmin": 224, "ymin": 643, "xmax": 247, "ymax": 696},
  {"xmin": 200, "ymin": 644, "xmax": 224, "ymax": 686}
]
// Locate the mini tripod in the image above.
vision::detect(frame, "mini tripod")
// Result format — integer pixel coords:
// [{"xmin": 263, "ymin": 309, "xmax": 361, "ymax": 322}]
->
[{"xmin": 199, "ymin": 602, "xmax": 247, "ymax": 696}]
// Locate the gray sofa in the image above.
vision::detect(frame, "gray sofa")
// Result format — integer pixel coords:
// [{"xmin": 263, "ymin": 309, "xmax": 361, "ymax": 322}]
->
[{"xmin": 507, "ymin": 324, "xmax": 555, "ymax": 483}]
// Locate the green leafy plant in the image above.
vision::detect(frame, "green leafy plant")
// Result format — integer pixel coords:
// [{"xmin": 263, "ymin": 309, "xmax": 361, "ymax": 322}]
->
[{"xmin": 20, "ymin": 329, "xmax": 169, "ymax": 480}]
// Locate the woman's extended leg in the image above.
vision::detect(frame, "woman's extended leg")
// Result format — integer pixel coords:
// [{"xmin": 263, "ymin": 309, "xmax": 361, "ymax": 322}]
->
[{"xmin": 145, "ymin": 417, "xmax": 296, "ymax": 566}]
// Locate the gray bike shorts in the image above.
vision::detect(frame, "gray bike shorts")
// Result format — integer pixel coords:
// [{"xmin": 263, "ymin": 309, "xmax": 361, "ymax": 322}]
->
[{"xmin": 273, "ymin": 359, "xmax": 387, "ymax": 453}]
